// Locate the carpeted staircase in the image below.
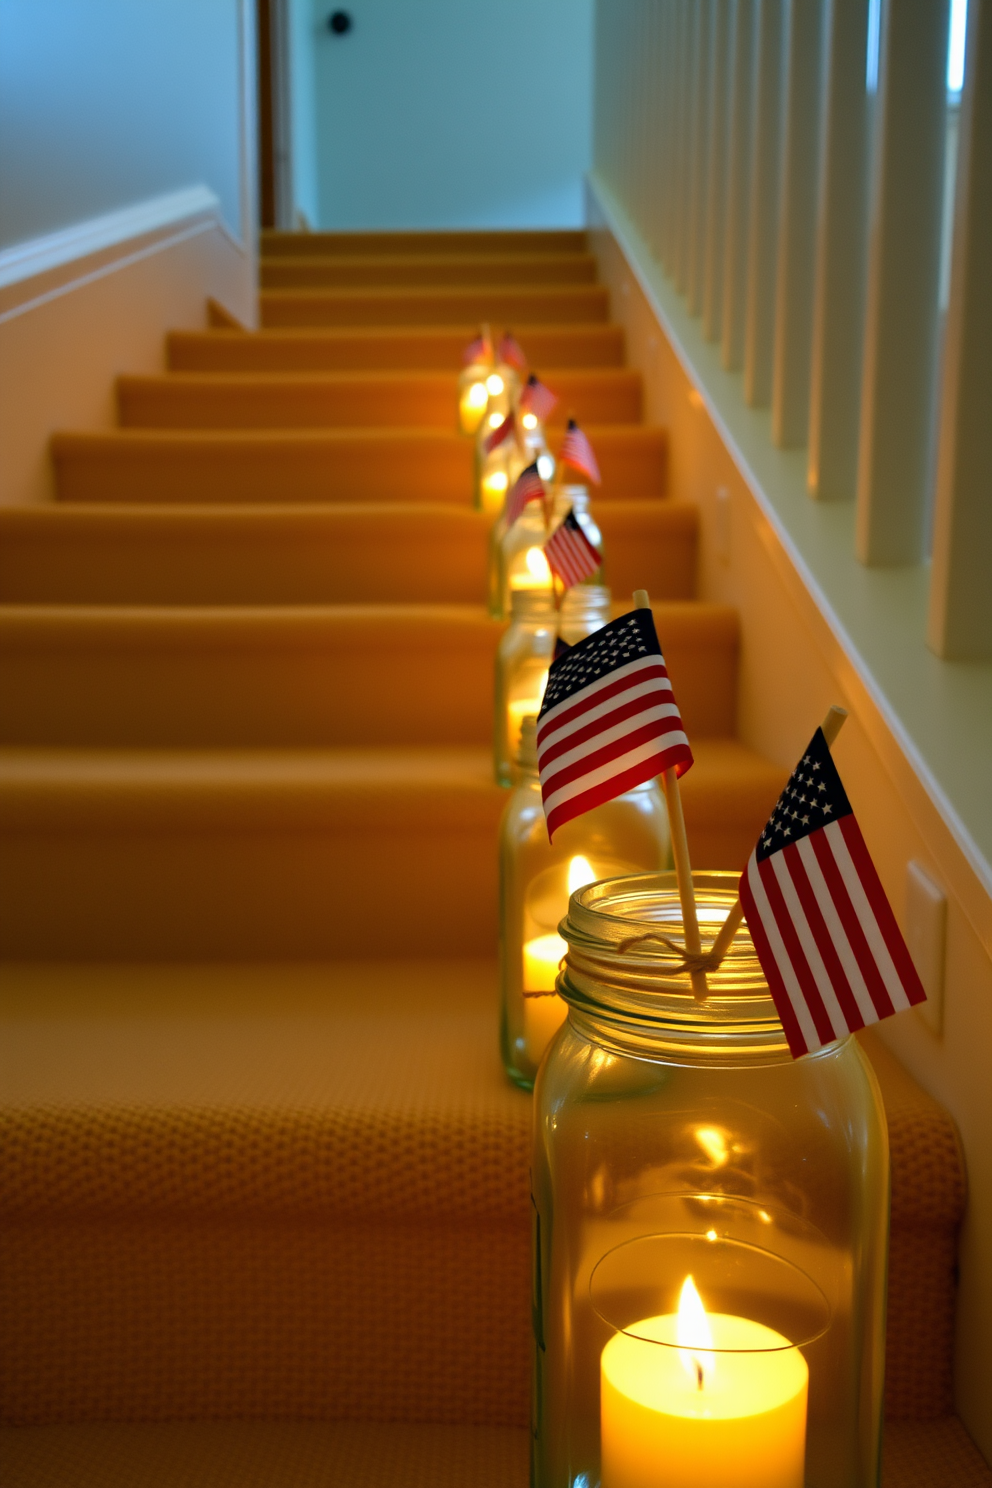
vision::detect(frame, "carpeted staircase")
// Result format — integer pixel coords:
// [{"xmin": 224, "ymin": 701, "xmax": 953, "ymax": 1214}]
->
[{"xmin": 0, "ymin": 230, "xmax": 986, "ymax": 1486}]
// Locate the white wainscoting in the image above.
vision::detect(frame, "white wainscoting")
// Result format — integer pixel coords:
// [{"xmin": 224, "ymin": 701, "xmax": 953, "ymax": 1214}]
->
[{"xmin": 0, "ymin": 187, "xmax": 256, "ymax": 506}]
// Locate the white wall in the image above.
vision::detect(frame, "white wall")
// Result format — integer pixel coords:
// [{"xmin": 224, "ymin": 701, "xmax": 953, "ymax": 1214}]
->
[
  {"xmin": 0, "ymin": 0, "xmax": 248, "ymax": 250},
  {"xmin": 0, "ymin": 0, "xmax": 257, "ymax": 505},
  {"xmin": 304, "ymin": 0, "xmax": 593, "ymax": 230}
]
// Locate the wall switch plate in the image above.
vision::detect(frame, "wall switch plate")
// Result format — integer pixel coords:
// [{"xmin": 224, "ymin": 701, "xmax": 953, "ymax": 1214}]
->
[
  {"xmin": 714, "ymin": 485, "xmax": 731, "ymax": 565},
  {"xmin": 905, "ymin": 860, "xmax": 947, "ymax": 1035}
]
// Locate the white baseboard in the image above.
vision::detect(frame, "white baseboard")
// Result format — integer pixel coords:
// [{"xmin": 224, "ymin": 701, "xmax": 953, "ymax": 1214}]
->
[{"xmin": 0, "ymin": 188, "xmax": 257, "ymax": 505}]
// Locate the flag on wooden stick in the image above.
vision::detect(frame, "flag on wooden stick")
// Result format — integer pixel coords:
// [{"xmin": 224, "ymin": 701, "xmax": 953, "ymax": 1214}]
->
[
  {"xmin": 462, "ymin": 328, "xmax": 493, "ymax": 365},
  {"xmin": 519, "ymin": 374, "xmax": 558, "ymax": 423},
  {"xmin": 505, "ymin": 463, "xmax": 546, "ymax": 527},
  {"xmin": 536, "ymin": 607, "xmax": 693, "ymax": 839},
  {"xmin": 558, "ymin": 418, "xmax": 601, "ymax": 485},
  {"xmin": 497, "ymin": 331, "xmax": 527, "ymax": 372},
  {"xmin": 543, "ymin": 509, "xmax": 601, "ymax": 589},
  {"xmin": 740, "ymin": 728, "xmax": 927, "ymax": 1058},
  {"xmin": 483, "ymin": 409, "xmax": 516, "ymax": 455}
]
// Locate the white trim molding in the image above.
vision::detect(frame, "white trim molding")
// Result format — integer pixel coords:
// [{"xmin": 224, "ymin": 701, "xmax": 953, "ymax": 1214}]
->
[{"xmin": 0, "ymin": 187, "xmax": 237, "ymax": 323}]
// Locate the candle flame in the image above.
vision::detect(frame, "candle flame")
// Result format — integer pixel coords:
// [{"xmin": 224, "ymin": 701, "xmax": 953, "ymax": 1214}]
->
[
  {"xmin": 525, "ymin": 547, "xmax": 551, "ymax": 582},
  {"xmin": 695, "ymin": 1126, "xmax": 729, "ymax": 1167},
  {"xmin": 536, "ymin": 454, "xmax": 555, "ymax": 480},
  {"xmin": 488, "ymin": 412, "xmax": 504, "ymax": 429},
  {"xmin": 465, "ymin": 381, "xmax": 488, "ymax": 410},
  {"xmin": 521, "ymin": 412, "xmax": 538, "ymax": 430},
  {"xmin": 568, "ymin": 856, "xmax": 596, "ymax": 895},
  {"xmin": 484, "ymin": 471, "xmax": 508, "ymax": 494},
  {"xmin": 677, "ymin": 1275, "xmax": 715, "ymax": 1389},
  {"xmin": 486, "ymin": 374, "xmax": 505, "ymax": 395}
]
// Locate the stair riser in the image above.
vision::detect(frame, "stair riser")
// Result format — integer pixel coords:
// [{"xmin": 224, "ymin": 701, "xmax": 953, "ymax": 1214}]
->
[
  {"xmin": 0, "ymin": 614, "xmax": 735, "ymax": 747},
  {"xmin": 0, "ymin": 507, "xmax": 697, "ymax": 606},
  {"xmin": 260, "ymin": 286, "xmax": 610, "ymax": 328},
  {"xmin": 116, "ymin": 372, "xmax": 642, "ymax": 432},
  {"xmin": 0, "ymin": 805, "xmax": 764, "ymax": 960},
  {"xmin": 0, "ymin": 1220, "xmax": 531, "ymax": 1425},
  {"xmin": 52, "ymin": 430, "xmax": 666, "ymax": 505},
  {"xmin": 260, "ymin": 256, "xmax": 598, "ymax": 289},
  {"xmin": 167, "ymin": 326, "xmax": 626, "ymax": 373},
  {"xmin": 0, "ymin": 824, "xmax": 502, "ymax": 958},
  {"xmin": 261, "ymin": 229, "xmax": 587, "ymax": 256}
]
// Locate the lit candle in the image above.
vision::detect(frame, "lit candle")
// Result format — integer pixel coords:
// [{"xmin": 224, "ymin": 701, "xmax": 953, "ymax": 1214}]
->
[
  {"xmin": 509, "ymin": 546, "xmax": 552, "ymax": 591},
  {"xmin": 506, "ymin": 674, "xmax": 548, "ymax": 759},
  {"xmin": 522, "ymin": 858, "xmax": 596, "ymax": 1065},
  {"xmin": 459, "ymin": 379, "xmax": 488, "ymax": 434},
  {"xmin": 480, "ymin": 469, "xmax": 509, "ymax": 515},
  {"xmin": 601, "ymin": 1277, "xmax": 808, "ymax": 1488},
  {"xmin": 522, "ymin": 932, "xmax": 568, "ymax": 1062}
]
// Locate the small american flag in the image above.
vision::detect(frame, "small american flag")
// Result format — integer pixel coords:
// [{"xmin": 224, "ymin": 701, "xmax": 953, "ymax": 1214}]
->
[
  {"xmin": 483, "ymin": 409, "xmax": 516, "ymax": 455},
  {"xmin": 558, "ymin": 418, "xmax": 601, "ymax": 485},
  {"xmin": 519, "ymin": 374, "xmax": 558, "ymax": 423},
  {"xmin": 553, "ymin": 636, "xmax": 571, "ymax": 661},
  {"xmin": 497, "ymin": 331, "xmax": 527, "ymax": 372},
  {"xmin": 536, "ymin": 608, "xmax": 693, "ymax": 839},
  {"xmin": 544, "ymin": 509, "xmax": 601, "ymax": 589},
  {"xmin": 740, "ymin": 728, "xmax": 927, "ymax": 1058},
  {"xmin": 463, "ymin": 329, "xmax": 492, "ymax": 365},
  {"xmin": 505, "ymin": 463, "xmax": 546, "ymax": 526}
]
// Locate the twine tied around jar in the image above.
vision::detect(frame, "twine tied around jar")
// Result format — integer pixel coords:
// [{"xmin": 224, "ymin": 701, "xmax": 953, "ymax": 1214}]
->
[{"xmin": 614, "ymin": 930, "xmax": 720, "ymax": 979}]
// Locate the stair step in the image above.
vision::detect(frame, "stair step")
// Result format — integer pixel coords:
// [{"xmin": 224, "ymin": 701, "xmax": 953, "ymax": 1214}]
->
[
  {"xmin": 2, "ymin": 1421, "xmax": 988, "ymax": 1488},
  {"xmin": 0, "ymin": 741, "xmax": 785, "ymax": 958},
  {"xmin": 259, "ymin": 284, "xmax": 610, "ymax": 328},
  {"xmin": 0, "ymin": 601, "xmax": 736, "ymax": 747},
  {"xmin": 260, "ymin": 252, "xmax": 598, "ymax": 289},
  {"xmin": 116, "ymin": 369, "xmax": 642, "ymax": 431},
  {"xmin": 167, "ymin": 324, "xmax": 626, "ymax": 373},
  {"xmin": 0, "ymin": 501, "xmax": 698, "ymax": 607},
  {"xmin": 261, "ymin": 228, "xmax": 589, "ymax": 257},
  {"xmin": 51, "ymin": 426, "xmax": 666, "ymax": 505},
  {"xmin": 0, "ymin": 966, "xmax": 965, "ymax": 1428}
]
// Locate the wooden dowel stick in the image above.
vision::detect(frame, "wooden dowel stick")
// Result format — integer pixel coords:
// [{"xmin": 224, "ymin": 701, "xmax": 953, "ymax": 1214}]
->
[
  {"xmin": 634, "ymin": 590, "xmax": 708, "ymax": 1001},
  {"xmin": 708, "ymin": 705, "xmax": 850, "ymax": 970}
]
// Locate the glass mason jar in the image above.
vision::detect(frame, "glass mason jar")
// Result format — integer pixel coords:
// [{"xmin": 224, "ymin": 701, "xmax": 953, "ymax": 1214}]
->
[
  {"xmin": 493, "ymin": 590, "xmax": 556, "ymax": 787},
  {"xmin": 531, "ymin": 871, "xmax": 889, "ymax": 1488},
  {"xmin": 499, "ymin": 726, "xmax": 671, "ymax": 1091},
  {"xmin": 558, "ymin": 583, "xmax": 611, "ymax": 645},
  {"xmin": 491, "ymin": 498, "xmax": 554, "ymax": 617}
]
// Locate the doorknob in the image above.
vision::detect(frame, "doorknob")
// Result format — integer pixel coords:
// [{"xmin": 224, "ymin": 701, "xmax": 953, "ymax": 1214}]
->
[{"xmin": 328, "ymin": 10, "xmax": 352, "ymax": 34}]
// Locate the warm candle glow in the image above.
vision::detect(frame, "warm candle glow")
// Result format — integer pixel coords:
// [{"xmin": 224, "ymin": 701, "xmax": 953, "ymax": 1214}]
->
[
  {"xmin": 568, "ymin": 855, "xmax": 596, "ymax": 895},
  {"xmin": 601, "ymin": 1290, "xmax": 809, "ymax": 1488},
  {"xmin": 509, "ymin": 547, "xmax": 552, "ymax": 592},
  {"xmin": 486, "ymin": 373, "xmax": 504, "ymax": 395},
  {"xmin": 521, "ymin": 412, "xmax": 538, "ymax": 429},
  {"xmin": 488, "ymin": 411, "xmax": 504, "ymax": 429},
  {"xmin": 676, "ymin": 1276, "xmax": 715, "ymax": 1390},
  {"xmin": 522, "ymin": 933, "xmax": 569, "ymax": 1063},
  {"xmin": 458, "ymin": 380, "xmax": 489, "ymax": 434},
  {"xmin": 537, "ymin": 453, "xmax": 555, "ymax": 480}
]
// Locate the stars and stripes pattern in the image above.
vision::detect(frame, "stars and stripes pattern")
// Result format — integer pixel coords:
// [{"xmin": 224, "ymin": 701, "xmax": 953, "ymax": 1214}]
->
[
  {"xmin": 543, "ymin": 509, "xmax": 602, "ymax": 589},
  {"xmin": 483, "ymin": 409, "xmax": 516, "ymax": 455},
  {"xmin": 558, "ymin": 418, "xmax": 601, "ymax": 484},
  {"xmin": 462, "ymin": 329, "xmax": 493, "ymax": 366},
  {"xmin": 497, "ymin": 331, "xmax": 527, "ymax": 372},
  {"xmin": 536, "ymin": 608, "xmax": 694, "ymax": 840},
  {"xmin": 740, "ymin": 728, "xmax": 927, "ymax": 1059},
  {"xmin": 519, "ymin": 374, "xmax": 558, "ymax": 423},
  {"xmin": 505, "ymin": 463, "xmax": 546, "ymax": 527}
]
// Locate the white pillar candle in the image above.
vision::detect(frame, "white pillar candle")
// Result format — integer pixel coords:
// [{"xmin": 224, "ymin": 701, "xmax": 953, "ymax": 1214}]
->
[
  {"xmin": 601, "ymin": 1292, "xmax": 808, "ymax": 1488},
  {"xmin": 522, "ymin": 932, "xmax": 568, "ymax": 1063}
]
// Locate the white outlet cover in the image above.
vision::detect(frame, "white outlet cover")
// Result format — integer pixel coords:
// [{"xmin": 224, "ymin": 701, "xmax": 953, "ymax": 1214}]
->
[{"xmin": 905, "ymin": 860, "xmax": 947, "ymax": 1036}]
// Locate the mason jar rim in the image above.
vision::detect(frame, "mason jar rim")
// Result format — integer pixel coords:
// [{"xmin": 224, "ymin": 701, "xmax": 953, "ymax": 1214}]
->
[{"xmin": 557, "ymin": 871, "xmax": 807, "ymax": 1063}]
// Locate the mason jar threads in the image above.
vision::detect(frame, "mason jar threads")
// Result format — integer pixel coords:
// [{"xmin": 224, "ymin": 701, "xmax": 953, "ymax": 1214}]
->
[
  {"xmin": 493, "ymin": 590, "xmax": 556, "ymax": 788},
  {"xmin": 499, "ymin": 725, "xmax": 671, "ymax": 1090},
  {"xmin": 531, "ymin": 871, "xmax": 889, "ymax": 1488}
]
